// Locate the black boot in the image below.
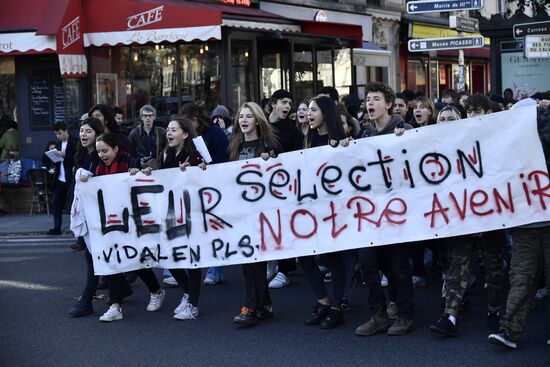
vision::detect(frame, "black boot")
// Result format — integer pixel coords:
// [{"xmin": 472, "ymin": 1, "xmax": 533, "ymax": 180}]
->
[
  {"xmin": 320, "ymin": 307, "xmax": 344, "ymax": 329},
  {"xmin": 68, "ymin": 298, "xmax": 93, "ymax": 317},
  {"xmin": 304, "ymin": 302, "xmax": 330, "ymax": 325}
]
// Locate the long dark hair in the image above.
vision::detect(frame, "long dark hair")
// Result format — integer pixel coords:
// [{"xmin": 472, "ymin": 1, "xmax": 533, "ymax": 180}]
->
[
  {"xmin": 304, "ymin": 95, "xmax": 345, "ymax": 148},
  {"xmin": 166, "ymin": 116, "xmax": 198, "ymax": 156},
  {"xmin": 75, "ymin": 117, "xmax": 104, "ymax": 166},
  {"xmin": 88, "ymin": 104, "xmax": 118, "ymax": 133},
  {"xmin": 179, "ymin": 103, "xmax": 212, "ymax": 135}
]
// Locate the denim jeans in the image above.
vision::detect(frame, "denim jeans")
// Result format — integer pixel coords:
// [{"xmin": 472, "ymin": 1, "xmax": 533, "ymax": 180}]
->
[{"xmin": 206, "ymin": 266, "xmax": 224, "ymax": 282}]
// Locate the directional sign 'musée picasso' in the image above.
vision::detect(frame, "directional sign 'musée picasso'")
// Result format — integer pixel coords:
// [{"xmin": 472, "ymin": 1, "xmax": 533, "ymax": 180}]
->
[
  {"xmin": 407, "ymin": 0, "xmax": 483, "ymax": 14},
  {"xmin": 513, "ymin": 20, "xmax": 550, "ymax": 40},
  {"xmin": 408, "ymin": 36, "xmax": 484, "ymax": 52}
]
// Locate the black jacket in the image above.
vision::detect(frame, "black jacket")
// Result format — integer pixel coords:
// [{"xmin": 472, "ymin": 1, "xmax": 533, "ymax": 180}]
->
[{"xmin": 54, "ymin": 136, "xmax": 77, "ymax": 184}]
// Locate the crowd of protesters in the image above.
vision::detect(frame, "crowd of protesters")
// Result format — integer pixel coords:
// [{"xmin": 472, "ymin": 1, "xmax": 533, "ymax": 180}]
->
[{"xmin": 36, "ymin": 81, "xmax": 550, "ymax": 351}]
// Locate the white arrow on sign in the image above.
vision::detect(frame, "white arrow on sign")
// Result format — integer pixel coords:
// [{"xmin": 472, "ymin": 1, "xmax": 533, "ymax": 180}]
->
[
  {"xmin": 516, "ymin": 28, "xmax": 523, "ymax": 36},
  {"xmin": 411, "ymin": 43, "xmax": 418, "ymax": 49}
]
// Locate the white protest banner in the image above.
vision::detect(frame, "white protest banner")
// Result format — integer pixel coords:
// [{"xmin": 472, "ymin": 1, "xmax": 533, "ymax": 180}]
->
[{"xmin": 80, "ymin": 106, "xmax": 550, "ymax": 275}]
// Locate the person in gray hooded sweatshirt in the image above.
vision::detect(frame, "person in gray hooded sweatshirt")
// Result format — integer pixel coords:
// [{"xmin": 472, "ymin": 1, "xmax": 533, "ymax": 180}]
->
[{"xmin": 211, "ymin": 105, "xmax": 234, "ymax": 141}]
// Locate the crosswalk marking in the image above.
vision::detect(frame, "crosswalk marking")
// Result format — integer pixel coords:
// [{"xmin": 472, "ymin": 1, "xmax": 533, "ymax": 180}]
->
[{"xmin": 0, "ymin": 235, "xmax": 78, "ymax": 263}]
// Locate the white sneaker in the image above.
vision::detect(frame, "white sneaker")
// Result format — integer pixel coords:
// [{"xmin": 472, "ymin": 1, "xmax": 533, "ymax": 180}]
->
[
  {"xmin": 163, "ymin": 276, "xmax": 178, "ymax": 286},
  {"xmin": 269, "ymin": 272, "xmax": 289, "ymax": 289},
  {"xmin": 381, "ymin": 274, "xmax": 388, "ymax": 287},
  {"xmin": 147, "ymin": 289, "xmax": 165, "ymax": 311},
  {"xmin": 412, "ymin": 276, "xmax": 426, "ymax": 288},
  {"xmin": 535, "ymin": 288, "xmax": 547, "ymax": 301},
  {"xmin": 174, "ymin": 303, "xmax": 199, "ymax": 320},
  {"xmin": 99, "ymin": 305, "xmax": 123, "ymax": 322},
  {"xmin": 174, "ymin": 293, "xmax": 190, "ymax": 314},
  {"xmin": 203, "ymin": 277, "xmax": 217, "ymax": 285}
]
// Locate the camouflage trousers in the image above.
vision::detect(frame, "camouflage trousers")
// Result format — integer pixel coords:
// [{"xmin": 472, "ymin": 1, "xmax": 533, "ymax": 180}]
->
[
  {"xmin": 501, "ymin": 226, "xmax": 550, "ymax": 342},
  {"xmin": 444, "ymin": 230, "xmax": 506, "ymax": 318}
]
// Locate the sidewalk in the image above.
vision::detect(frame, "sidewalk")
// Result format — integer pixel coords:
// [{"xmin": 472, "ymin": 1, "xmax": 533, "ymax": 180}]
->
[{"xmin": 0, "ymin": 213, "xmax": 71, "ymax": 236}]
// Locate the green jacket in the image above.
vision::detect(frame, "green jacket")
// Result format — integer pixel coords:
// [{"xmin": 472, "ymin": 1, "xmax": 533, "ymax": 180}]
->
[{"xmin": 0, "ymin": 128, "xmax": 19, "ymax": 160}]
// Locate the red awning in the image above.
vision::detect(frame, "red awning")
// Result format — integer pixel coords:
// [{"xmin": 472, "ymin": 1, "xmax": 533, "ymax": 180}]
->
[
  {"xmin": 0, "ymin": 0, "xmax": 86, "ymax": 77},
  {"xmin": 298, "ymin": 20, "xmax": 363, "ymax": 48},
  {"xmin": 83, "ymin": 0, "xmax": 222, "ymax": 47},
  {"xmin": 0, "ymin": 0, "xmax": 56, "ymax": 54},
  {"xmin": 56, "ymin": 0, "xmax": 87, "ymax": 77}
]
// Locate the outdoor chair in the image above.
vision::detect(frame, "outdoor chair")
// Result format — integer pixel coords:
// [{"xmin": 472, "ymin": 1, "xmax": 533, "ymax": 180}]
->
[{"xmin": 27, "ymin": 168, "xmax": 52, "ymax": 216}]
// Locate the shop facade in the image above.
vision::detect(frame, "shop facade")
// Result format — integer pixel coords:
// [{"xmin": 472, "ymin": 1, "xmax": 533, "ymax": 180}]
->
[
  {"xmin": 400, "ymin": 17, "xmax": 491, "ymax": 98},
  {"xmin": 480, "ymin": 13, "xmax": 550, "ymax": 99},
  {"xmin": 0, "ymin": 0, "xmax": 362, "ymax": 159}
]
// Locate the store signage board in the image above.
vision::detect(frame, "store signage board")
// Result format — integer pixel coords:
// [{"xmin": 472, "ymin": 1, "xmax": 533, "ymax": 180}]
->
[
  {"xmin": 449, "ymin": 15, "xmax": 479, "ymax": 33},
  {"xmin": 408, "ymin": 36, "xmax": 484, "ymax": 52},
  {"xmin": 513, "ymin": 20, "xmax": 550, "ymax": 40},
  {"xmin": 406, "ymin": 0, "xmax": 483, "ymax": 14},
  {"xmin": 524, "ymin": 35, "xmax": 550, "ymax": 58}
]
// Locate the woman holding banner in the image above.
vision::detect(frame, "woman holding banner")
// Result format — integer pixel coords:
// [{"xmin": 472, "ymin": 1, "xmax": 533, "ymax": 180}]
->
[
  {"xmin": 300, "ymin": 95, "xmax": 349, "ymax": 329},
  {"xmin": 141, "ymin": 116, "xmax": 206, "ymax": 321},
  {"xmin": 228, "ymin": 102, "xmax": 280, "ymax": 326},
  {"xmin": 69, "ymin": 117, "xmax": 108, "ymax": 317},
  {"xmin": 85, "ymin": 133, "xmax": 165, "ymax": 322}
]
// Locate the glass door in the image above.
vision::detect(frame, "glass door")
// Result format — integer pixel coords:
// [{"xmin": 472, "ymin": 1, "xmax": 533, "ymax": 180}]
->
[
  {"xmin": 230, "ymin": 39, "xmax": 256, "ymax": 110},
  {"xmin": 258, "ymin": 39, "xmax": 289, "ymax": 101}
]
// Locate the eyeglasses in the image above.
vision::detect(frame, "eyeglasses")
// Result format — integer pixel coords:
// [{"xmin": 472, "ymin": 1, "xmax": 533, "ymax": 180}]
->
[{"xmin": 142, "ymin": 114, "xmax": 155, "ymax": 119}]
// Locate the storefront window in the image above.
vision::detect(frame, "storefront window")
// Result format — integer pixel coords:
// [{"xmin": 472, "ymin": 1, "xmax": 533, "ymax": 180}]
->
[
  {"xmin": 0, "ymin": 57, "xmax": 16, "ymax": 121},
  {"xmin": 293, "ymin": 44, "xmax": 314, "ymax": 103},
  {"xmin": 90, "ymin": 47, "xmax": 130, "ymax": 117},
  {"xmin": 334, "ymin": 48, "xmax": 352, "ymax": 98},
  {"xmin": 132, "ymin": 45, "xmax": 177, "ymax": 126},
  {"xmin": 63, "ymin": 79, "xmax": 82, "ymax": 129},
  {"xmin": 180, "ymin": 43, "xmax": 221, "ymax": 113},
  {"xmin": 407, "ymin": 60, "xmax": 426, "ymax": 94},
  {"xmin": 451, "ymin": 64, "xmax": 471, "ymax": 93},
  {"xmin": 231, "ymin": 39, "xmax": 255, "ymax": 110},
  {"xmin": 430, "ymin": 61, "xmax": 439, "ymax": 99},
  {"xmin": 259, "ymin": 39, "xmax": 289, "ymax": 100},
  {"xmin": 317, "ymin": 47, "xmax": 333, "ymax": 90}
]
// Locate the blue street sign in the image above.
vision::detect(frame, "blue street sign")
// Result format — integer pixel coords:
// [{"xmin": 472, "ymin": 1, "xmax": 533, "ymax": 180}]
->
[
  {"xmin": 407, "ymin": 0, "xmax": 483, "ymax": 14},
  {"xmin": 408, "ymin": 36, "xmax": 484, "ymax": 52},
  {"xmin": 513, "ymin": 20, "xmax": 550, "ymax": 40}
]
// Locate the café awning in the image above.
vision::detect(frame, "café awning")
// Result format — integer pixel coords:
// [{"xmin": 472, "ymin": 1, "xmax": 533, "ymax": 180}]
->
[
  {"xmin": 83, "ymin": 0, "xmax": 222, "ymax": 47},
  {"xmin": 0, "ymin": 0, "xmax": 87, "ymax": 77}
]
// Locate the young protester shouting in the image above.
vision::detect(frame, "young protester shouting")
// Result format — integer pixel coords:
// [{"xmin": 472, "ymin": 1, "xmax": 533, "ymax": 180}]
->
[
  {"xmin": 140, "ymin": 117, "xmax": 206, "ymax": 321},
  {"xmin": 266, "ymin": 89, "xmax": 303, "ymax": 289},
  {"xmin": 179, "ymin": 103, "xmax": 229, "ymax": 286},
  {"xmin": 300, "ymin": 95, "xmax": 350, "ymax": 329},
  {"xmin": 356, "ymin": 82, "xmax": 416, "ymax": 337},
  {"xmin": 80, "ymin": 133, "xmax": 165, "ymax": 322},
  {"xmin": 229, "ymin": 102, "xmax": 280, "ymax": 326},
  {"xmin": 68, "ymin": 117, "xmax": 107, "ymax": 317},
  {"xmin": 412, "ymin": 96, "xmax": 437, "ymax": 128}
]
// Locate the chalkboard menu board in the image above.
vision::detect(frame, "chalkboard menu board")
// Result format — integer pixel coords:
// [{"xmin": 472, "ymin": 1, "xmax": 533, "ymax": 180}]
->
[
  {"xmin": 53, "ymin": 80, "xmax": 65, "ymax": 123},
  {"xmin": 29, "ymin": 70, "xmax": 65, "ymax": 130}
]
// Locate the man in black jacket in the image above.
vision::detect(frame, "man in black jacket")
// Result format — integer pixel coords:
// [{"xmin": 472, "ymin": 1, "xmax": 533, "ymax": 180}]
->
[
  {"xmin": 128, "ymin": 104, "xmax": 166, "ymax": 167},
  {"xmin": 47, "ymin": 122, "xmax": 77, "ymax": 235}
]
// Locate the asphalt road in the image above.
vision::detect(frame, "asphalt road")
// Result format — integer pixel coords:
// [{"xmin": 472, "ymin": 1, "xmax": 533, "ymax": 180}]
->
[{"xmin": 0, "ymin": 235, "xmax": 548, "ymax": 367}]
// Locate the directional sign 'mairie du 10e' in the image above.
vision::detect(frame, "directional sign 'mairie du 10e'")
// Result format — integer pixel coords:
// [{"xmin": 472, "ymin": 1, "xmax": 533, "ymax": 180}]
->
[
  {"xmin": 513, "ymin": 20, "xmax": 550, "ymax": 40},
  {"xmin": 407, "ymin": 0, "xmax": 483, "ymax": 14},
  {"xmin": 408, "ymin": 36, "xmax": 484, "ymax": 52}
]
